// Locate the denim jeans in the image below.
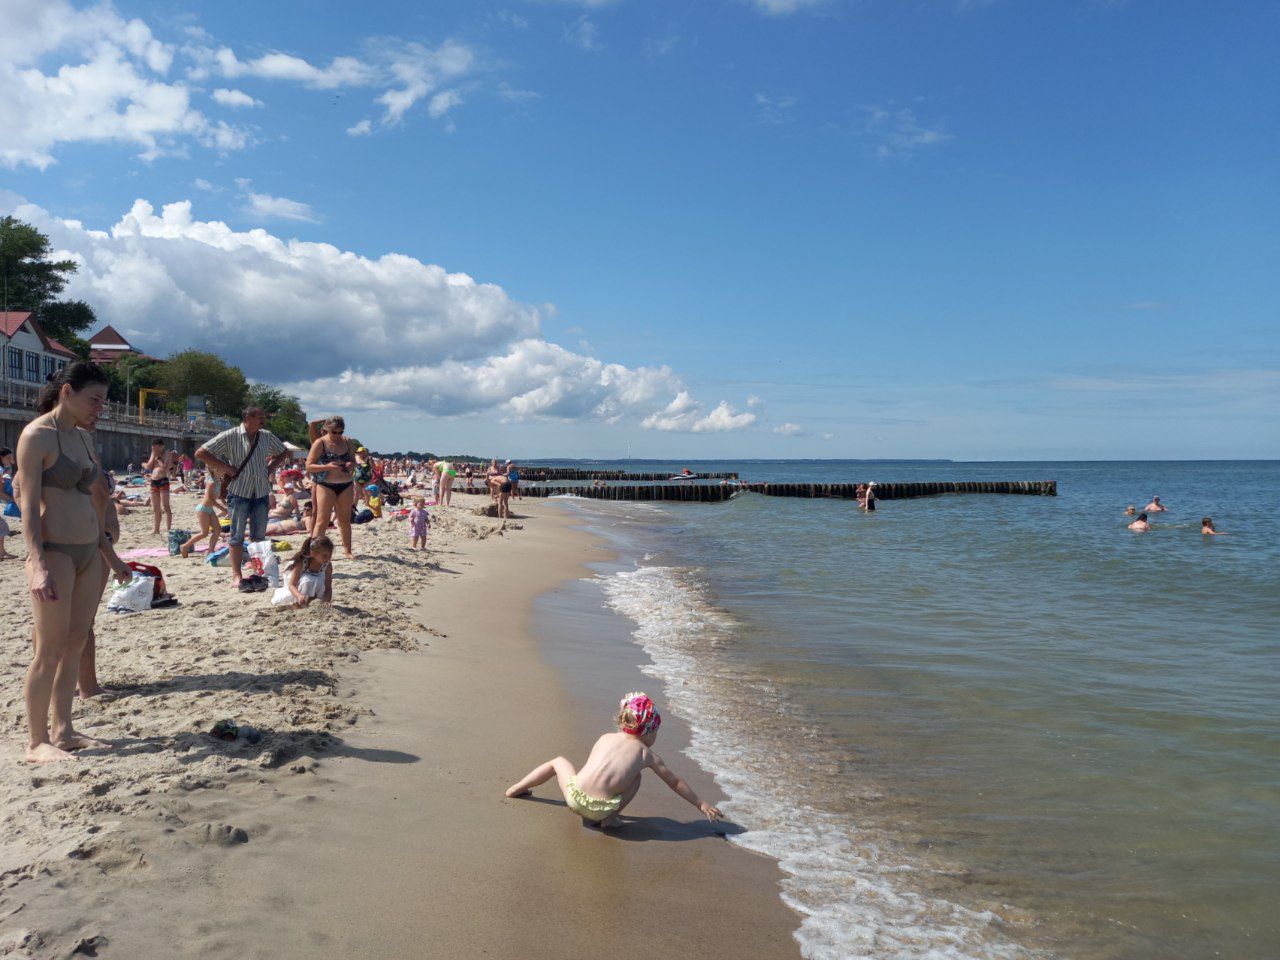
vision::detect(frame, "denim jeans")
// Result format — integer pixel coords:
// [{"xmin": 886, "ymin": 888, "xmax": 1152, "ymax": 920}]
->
[{"xmin": 227, "ymin": 494, "xmax": 270, "ymax": 547}]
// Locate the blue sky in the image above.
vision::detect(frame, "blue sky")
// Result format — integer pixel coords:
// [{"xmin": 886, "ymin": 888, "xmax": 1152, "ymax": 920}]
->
[{"xmin": 2, "ymin": 0, "xmax": 1276, "ymax": 458}]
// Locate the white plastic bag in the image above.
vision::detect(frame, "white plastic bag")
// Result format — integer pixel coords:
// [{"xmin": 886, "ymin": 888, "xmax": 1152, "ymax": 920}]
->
[
  {"xmin": 245, "ymin": 540, "xmax": 274, "ymax": 562},
  {"xmin": 262, "ymin": 554, "xmax": 281, "ymax": 588},
  {"xmin": 106, "ymin": 575, "xmax": 154, "ymax": 614}
]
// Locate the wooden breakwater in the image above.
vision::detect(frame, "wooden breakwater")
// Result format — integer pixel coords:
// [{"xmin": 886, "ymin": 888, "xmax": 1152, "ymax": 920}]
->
[
  {"xmin": 511, "ymin": 468, "xmax": 739, "ymax": 482},
  {"xmin": 515, "ymin": 480, "xmax": 1056, "ymax": 502}
]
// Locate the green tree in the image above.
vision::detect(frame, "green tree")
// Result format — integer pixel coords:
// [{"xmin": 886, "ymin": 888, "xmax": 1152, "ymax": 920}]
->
[
  {"xmin": 106, "ymin": 354, "xmax": 161, "ymax": 405},
  {"xmin": 247, "ymin": 382, "xmax": 309, "ymax": 446},
  {"xmin": 39, "ymin": 299, "xmax": 97, "ymax": 344},
  {"xmin": 157, "ymin": 350, "xmax": 249, "ymax": 418},
  {"xmin": 0, "ymin": 217, "xmax": 96, "ymax": 338}
]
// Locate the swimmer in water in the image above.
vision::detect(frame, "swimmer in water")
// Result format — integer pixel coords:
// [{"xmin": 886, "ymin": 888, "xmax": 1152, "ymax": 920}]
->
[
  {"xmin": 1201, "ymin": 517, "xmax": 1225, "ymax": 535},
  {"xmin": 1124, "ymin": 505, "xmax": 1136, "ymax": 517},
  {"xmin": 1143, "ymin": 495, "xmax": 1167, "ymax": 513},
  {"xmin": 1128, "ymin": 512, "xmax": 1151, "ymax": 532}
]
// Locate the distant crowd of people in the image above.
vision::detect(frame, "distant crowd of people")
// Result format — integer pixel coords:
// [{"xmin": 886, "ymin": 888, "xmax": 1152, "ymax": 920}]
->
[{"xmin": 11, "ymin": 360, "xmax": 529, "ymax": 765}]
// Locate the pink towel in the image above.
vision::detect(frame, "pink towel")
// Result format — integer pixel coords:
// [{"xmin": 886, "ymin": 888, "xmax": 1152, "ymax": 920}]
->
[{"xmin": 121, "ymin": 544, "xmax": 209, "ymax": 560}]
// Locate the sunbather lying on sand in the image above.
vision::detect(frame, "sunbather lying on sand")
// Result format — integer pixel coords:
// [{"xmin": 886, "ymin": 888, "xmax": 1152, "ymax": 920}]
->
[{"xmin": 505, "ymin": 692, "xmax": 722, "ymax": 829}]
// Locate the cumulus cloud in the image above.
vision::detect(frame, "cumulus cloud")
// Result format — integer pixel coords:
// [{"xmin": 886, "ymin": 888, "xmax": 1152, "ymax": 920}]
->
[
  {"xmin": 0, "ymin": 0, "xmax": 248, "ymax": 169},
  {"xmin": 641, "ymin": 392, "xmax": 757, "ymax": 433},
  {"xmin": 211, "ymin": 87, "xmax": 262, "ymax": 108},
  {"xmin": 773, "ymin": 422, "xmax": 803, "ymax": 436},
  {"xmin": 4, "ymin": 195, "xmax": 752, "ymax": 433},
  {"xmin": 346, "ymin": 119, "xmax": 373, "ymax": 137}
]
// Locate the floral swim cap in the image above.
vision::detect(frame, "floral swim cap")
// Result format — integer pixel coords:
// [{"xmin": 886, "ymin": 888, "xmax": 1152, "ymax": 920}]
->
[{"xmin": 618, "ymin": 692, "xmax": 661, "ymax": 737}]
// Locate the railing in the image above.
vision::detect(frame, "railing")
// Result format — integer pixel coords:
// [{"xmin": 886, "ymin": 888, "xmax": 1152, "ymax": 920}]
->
[{"xmin": 0, "ymin": 380, "xmax": 220, "ymax": 435}]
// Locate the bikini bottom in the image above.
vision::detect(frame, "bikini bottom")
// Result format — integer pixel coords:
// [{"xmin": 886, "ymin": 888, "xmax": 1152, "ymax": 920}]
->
[
  {"xmin": 43, "ymin": 541, "xmax": 99, "ymax": 575},
  {"xmin": 318, "ymin": 481, "xmax": 353, "ymax": 497}
]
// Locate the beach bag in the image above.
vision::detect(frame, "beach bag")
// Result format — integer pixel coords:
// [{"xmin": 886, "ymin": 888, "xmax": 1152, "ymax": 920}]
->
[
  {"xmin": 107, "ymin": 575, "xmax": 154, "ymax": 613},
  {"xmin": 3, "ymin": 501, "xmax": 18, "ymax": 518},
  {"xmin": 126, "ymin": 562, "xmax": 167, "ymax": 600},
  {"xmin": 351, "ymin": 507, "xmax": 375, "ymax": 525},
  {"xmin": 168, "ymin": 529, "xmax": 192, "ymax": 555},
  {"xmin": 262, "ymin": 554, "xmax": 281, "ymax": 588},
  {"xmin": 206, "ymin": 545, "xmax": 231, "ymax": 567}
]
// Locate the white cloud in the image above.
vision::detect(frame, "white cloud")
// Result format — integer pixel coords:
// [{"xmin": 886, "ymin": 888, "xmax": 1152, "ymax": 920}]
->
[
  {"xmin": 745, "ymin": 0, "xmax": 829, "ymax": 13},
  {"xmin": 346, "ymin": 119, "xmax": 373, "ymax": 137},
  {"xmin": 0, "ymin": 0, "xmax": 247, "ymax": 169},
  {"xmin": 641, "ymin": 392, "xmax": 757, "ymax": 433},
  {"xmin": 374, "ymin": 40, "xmax": 475, "ymax": 125},
  {"xmin": 865, "ymin": 105, "xmax": 953, "ymax": 158},
  {"xmin": 242, "ymin": 192, "xmax": 320, "ymax": 223},
  {"xmin": 211, "ymin": 87, "xmax": 262, "ymax": 108},
  {"xmin": 194, "ymin": 46, "xmax": 375, "ymax": 89},
  {"xmin": 193, "ymin": 178, "xmax": 215, "ymax": 191},
  {"xmin": 821, "ymin": 432, "xmax": 835, "ymax": 441},
  {"xmin": 564, "ymin": 17, "xmax": 603, "ymax": 52},
  {"xmin": 747, "ymin": 395, "xmax": 762, "ymax": 407},
  {"xmin": 643, "ymin": 33, "xmax": 680, "ymax": 58},
  {"xmin": 5, "ymin": 196, "xmax": 751, "ymax": 432},
  {"xmin": 428, "ymin": 90, "xmax": 464, "ymax": 119},
  {"xmin": 773, "ymin": 422, "xmax": 803, "ymax": 436},
  {"xmin": 754, "ymin": 92, "xmax": 798, "ymax": 124}
]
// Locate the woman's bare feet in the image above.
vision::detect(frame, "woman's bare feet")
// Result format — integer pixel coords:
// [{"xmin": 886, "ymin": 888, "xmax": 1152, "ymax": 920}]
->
[
  {"xmin": 343, "ymin": 551, "xmax": 356, "ymax": 560},
  {"xmin": 78, "ymin": 685, "xmax": 120, "ymax": 701},
  {"xmin": 504, "ymin": 786, "xmax": 532, "ymax": 798},
  {"xmin": 26, "ymin": 742, "xmax": 75, "ymax": 763},
  {"xmin": 56, "ymin": 733, "xmax": 112, "ymax": 751}
]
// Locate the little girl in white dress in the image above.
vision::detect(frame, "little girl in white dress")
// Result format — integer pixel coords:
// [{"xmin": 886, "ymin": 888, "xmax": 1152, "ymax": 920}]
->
[{"xmin": 272, "ymin": 535, "xmax": 334, "ymax": 607}]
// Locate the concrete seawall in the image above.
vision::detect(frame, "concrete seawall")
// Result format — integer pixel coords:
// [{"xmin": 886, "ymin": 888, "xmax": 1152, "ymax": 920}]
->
[{"xmin": 0, "ymin": 407, "xmax": 214, "ymax": 471}]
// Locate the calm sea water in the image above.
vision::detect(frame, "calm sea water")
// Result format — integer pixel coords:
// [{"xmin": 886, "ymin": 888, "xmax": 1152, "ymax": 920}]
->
[{"xmin": 531, "ymin": 460, "xmax": 1280, "ymax": 960}]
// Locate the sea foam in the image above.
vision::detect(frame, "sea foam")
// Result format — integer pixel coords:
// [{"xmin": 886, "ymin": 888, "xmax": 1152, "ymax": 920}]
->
[{"xmin": 600, "ymin": 563, "xmax": 1036, "ymax": 960}]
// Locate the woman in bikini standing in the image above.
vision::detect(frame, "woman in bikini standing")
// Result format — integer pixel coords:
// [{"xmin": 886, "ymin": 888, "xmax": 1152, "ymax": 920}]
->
[
  {"xmin": 142, "ymin": 438, "xmax": 172, "ymax": 535},
  {"xmin": 18, "ymin": 362, "xmax": 130, "ymax": 762},
  {"xmin": 306, "ymin": 416, "xmax": 356, "ymax": 559}
]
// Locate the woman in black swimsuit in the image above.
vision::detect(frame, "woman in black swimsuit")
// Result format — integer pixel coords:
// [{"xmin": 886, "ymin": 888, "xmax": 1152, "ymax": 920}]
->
[
  {"xmin": 18, "ymin": 362, "xmax": 130, "ymax": 763},
  {"xmin": 306, "ymin": 415, "xmax": 356, "ymax": 559}
]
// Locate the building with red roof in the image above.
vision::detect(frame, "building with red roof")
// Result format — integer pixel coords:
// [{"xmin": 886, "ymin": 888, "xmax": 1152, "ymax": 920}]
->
[
  {"xmin": 87, "ymin": 324, "xmax": 149, "ymax": 366},
  {"xmin": 1, "ymin": 312, "xmax": 76, "ymax": 388}
]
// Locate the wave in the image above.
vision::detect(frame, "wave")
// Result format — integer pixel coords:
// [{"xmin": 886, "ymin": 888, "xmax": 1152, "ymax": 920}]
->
[{"xmin": 599, "ymin": 564, "xmax": 1036, "ymax": 960}]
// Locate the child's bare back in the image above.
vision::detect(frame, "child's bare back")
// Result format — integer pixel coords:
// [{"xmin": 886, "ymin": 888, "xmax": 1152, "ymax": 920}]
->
[
  {"xmin": 574, "ymin": 731, "xmax": 652, "ymax": 800},
  {"xmin": 505, "ymin": 692, "xmax": 722, "ymax": 829}
]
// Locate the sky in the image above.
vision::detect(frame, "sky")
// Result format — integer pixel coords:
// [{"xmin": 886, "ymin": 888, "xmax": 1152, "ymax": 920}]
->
[{"xmin": 1, "ymin": 0, "xmax": 1276, "ymax": 459}]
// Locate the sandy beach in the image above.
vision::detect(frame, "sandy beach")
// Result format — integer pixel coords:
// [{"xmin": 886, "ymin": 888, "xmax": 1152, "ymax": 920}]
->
[{"xmin": 0, "ymin": 488, "xmax": 798, "ymax": 958}]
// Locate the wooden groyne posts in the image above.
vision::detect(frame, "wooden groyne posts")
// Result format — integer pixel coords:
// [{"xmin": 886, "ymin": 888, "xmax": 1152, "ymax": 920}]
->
[
  {"xmin": 517, "ymin": 480, "xmax": 1056, "ymax": 503},
  {"xmin": 515, "ymin": 468, "xmax": 740, "ymax": 482}
]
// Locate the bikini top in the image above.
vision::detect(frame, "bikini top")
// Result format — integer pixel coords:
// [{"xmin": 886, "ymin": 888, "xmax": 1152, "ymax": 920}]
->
[
  {"xmin": 43, "ymin": 427, "xmax": 98, "ymax": 495},
  {"xmin": 318, "ymin": 442, "xmax": 351, "ymax": 467}
]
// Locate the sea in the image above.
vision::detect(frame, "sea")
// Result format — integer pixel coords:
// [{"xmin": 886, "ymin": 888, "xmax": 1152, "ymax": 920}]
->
[{"xmin": 528, "ymin": 460, "xmax": 1279, "ymax": 960}]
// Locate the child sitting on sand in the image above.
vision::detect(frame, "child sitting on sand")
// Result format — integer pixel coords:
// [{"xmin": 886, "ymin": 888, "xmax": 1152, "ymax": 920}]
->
[
  {"xmin": 271, "ymin": 536, "xmax": 334, "ymax": 607},
  {"xmin": 179, "ymin": 476, "xmax": 227, "ymax": 557},
  {"xmin": 505, "ymin": 692, "xmax": 722, "ymax": 829},
  {"xmin": 408, "ymin": 496, "xmax": 430, "ymax": 550}
]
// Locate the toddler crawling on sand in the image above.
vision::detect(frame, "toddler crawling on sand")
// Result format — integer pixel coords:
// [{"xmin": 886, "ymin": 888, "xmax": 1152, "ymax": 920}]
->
[{"xmin": 505, "ymin": 692, "xmax": 722, "ymax": 828}]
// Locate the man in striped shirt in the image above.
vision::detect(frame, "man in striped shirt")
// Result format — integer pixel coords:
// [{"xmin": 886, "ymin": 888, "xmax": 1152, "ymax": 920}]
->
[{"xmin": 196, "ymin": 407, "xmax": 289, "ymax": 587}]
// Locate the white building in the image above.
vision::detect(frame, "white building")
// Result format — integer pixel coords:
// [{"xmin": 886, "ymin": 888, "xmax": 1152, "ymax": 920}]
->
[{"xmin": 1, "ymin": 311, "xmax": 76, "ymax": 389}]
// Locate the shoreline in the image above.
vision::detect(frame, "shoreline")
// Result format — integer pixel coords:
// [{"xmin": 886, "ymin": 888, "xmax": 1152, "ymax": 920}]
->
[{"xmin": 1, "ymin": 492, "xmax": 799, "ymax": 958}]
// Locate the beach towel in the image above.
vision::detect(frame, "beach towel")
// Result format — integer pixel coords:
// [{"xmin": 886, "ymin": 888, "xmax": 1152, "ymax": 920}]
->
[{"xmin": 122, "ymin": 545, "xmax": 209, "ymax": 560}]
